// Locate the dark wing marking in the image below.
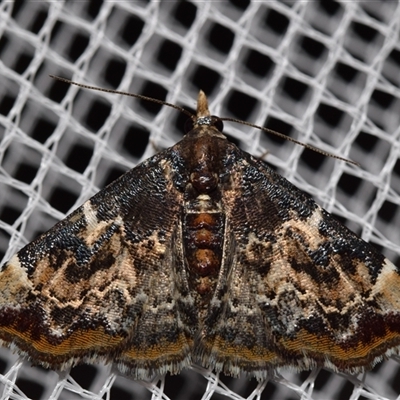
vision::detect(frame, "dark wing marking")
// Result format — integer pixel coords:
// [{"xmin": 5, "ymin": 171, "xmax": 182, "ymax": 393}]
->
[
  {"xmin": 0, "ymin": 151, "xmax": 192, "ymax": 379},
  {"xmin": 199, "ymin": 145, "xmax": 400, "ymax": 376}
]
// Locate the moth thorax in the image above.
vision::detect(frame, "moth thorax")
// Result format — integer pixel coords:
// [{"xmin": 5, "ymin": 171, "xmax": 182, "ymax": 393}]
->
[
  {"xmin": 188, "ymin": 134, "xmax": 220, "ymax": 193},
  {"xmin": 183, "ymin": 211, "xmax": 225, "ymax": 295}
]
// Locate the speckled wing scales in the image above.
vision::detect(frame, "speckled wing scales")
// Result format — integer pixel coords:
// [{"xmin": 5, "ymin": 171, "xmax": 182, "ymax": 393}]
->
[
  {"xmin": 2, "ymin": 88, "xmax": 400, "ymax": 380},
  {"xmin": 195, "ymin": 224, "xmax": 284, "ymax": 379},
  {"xmin": 199, "ymin": 151, "xmax": 400, "ymax": 376},
  {"xmin": 0, "ymin": 152, "xmax": 193, "ymax": 379}
]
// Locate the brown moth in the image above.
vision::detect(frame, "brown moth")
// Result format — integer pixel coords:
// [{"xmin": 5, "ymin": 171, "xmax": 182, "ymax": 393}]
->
[{"xmin": 0, "ymin": 78, "xmax": 399, "ymax": 380}]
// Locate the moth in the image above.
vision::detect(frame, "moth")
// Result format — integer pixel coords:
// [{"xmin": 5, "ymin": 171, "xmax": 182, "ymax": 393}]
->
[{"xmin": 0, "ymin": 77, "xmax": 399, "ymax": 381}]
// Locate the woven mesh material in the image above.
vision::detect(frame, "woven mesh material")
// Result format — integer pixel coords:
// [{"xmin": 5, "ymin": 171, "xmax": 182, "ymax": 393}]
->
[{"xmin": 1, "ymin": 1, "xmax": 400, "ymax": 399}]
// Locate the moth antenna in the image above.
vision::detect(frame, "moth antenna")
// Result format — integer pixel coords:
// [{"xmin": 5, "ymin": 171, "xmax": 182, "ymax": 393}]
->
[
  {"xmin": 51, "ymin": 75, "xmax": 358, "ymax": 166},
  {"xmin": 49, "ymin": 75, "xmax": 194, "ymax": 119},
  {"xmin": 220, "ymin": 117, "xmax": 359, "ymax": 166}
]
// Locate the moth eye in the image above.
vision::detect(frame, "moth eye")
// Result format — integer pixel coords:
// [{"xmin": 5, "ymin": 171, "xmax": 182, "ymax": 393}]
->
[
  {"xmin": 212, "ymin": 116, "xmax": 224, "ymax": 132},
  {"xmin": 184, "ymin": 118, "xmax": 194, "ymax": 133}
]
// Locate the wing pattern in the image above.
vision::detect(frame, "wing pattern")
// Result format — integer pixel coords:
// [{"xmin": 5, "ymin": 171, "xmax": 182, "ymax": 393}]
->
[
  {"xmin": 1, "ymin": 91, "xmax": 400, "ymax": 380},
  {"xmin": 195, "ymin": 149, "xmax": 400, "ymax": 378}
]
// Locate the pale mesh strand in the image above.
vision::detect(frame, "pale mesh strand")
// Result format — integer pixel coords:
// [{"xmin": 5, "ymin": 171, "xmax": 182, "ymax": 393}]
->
[
  {"xmin": 347, "ymin": 9, "xmax": 400, "ymax": 247},
  {"xmin": 0, "ymin": 1, "xmax": 400, "ymax": 400},
  {"xmin": 0, "ymin": 2, "xmax": 68, "ymax": 258}
]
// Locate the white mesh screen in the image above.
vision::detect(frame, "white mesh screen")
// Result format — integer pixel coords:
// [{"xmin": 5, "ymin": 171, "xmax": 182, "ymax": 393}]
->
[{"xmin": 1, "ymin": 1, "xmax": 400, "ymax": 399}]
